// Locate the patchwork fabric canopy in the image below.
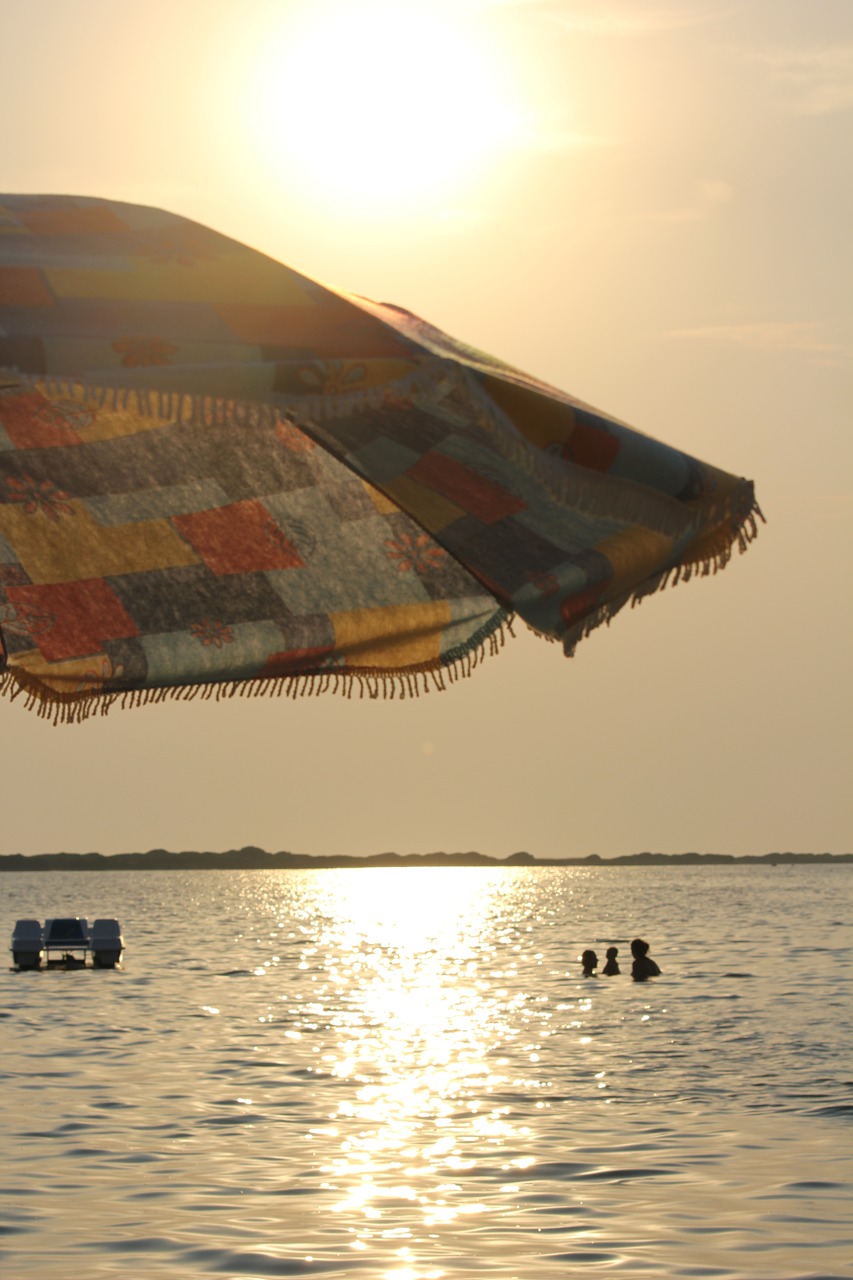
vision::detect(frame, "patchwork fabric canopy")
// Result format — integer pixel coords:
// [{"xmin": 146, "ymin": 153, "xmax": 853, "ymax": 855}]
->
[{"xmin": 0, "ymin": 195, "xmax": 760, "ymax": 721}]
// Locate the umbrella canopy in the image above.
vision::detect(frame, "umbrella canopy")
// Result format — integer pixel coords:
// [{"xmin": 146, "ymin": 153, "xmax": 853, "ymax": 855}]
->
[{"xmin": 0, "ymin": 195, "xmax": 760, "ymax": 721}]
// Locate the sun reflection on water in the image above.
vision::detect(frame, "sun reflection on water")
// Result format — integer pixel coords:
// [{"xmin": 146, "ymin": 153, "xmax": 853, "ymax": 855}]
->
[
  {"xmin": 265, "ymin": 867, "xmax": 555, "ymax": 1267},
  {"xmin": 4, "ymin": 867, "xmax": 847, "ymax": 1278}
]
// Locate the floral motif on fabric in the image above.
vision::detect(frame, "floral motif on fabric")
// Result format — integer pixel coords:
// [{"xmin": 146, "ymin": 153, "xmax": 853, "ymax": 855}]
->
[
  {"xmin": 0, "ymin": 600, "xmax": 56, "ymax": 639},
  {"xmin": 385, "ymin": 532, "xmax": 447, "ymax": 573},
  {"xmin": 297, "ymin": 361, "xmax": 367, "ymax": 396},
  {"xmin": 112, "ymin": 337, "xmax": 178, "ymax": 368},
  {"xmin": 190, "ymin": 619, "xmax": 234, "ymax": 648},
  {"xmin": 4, "ymin": 474, "xmax": 74, "ymax": 520},
  {"xmin": 75, "ymin": 656, "xmax": 125, "ymax": 694}
]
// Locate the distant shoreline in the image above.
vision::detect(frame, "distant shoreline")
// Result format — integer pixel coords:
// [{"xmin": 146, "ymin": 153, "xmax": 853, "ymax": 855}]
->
[{"xmin": 0, "ymin": 849, "xmax": 850, "ymax": 871}]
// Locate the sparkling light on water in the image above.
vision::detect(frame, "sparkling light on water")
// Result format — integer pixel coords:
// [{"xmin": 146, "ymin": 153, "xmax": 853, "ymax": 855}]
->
[{"xmin": 1, "ymin": 865, "xmax": 850, "ymax": 1279}]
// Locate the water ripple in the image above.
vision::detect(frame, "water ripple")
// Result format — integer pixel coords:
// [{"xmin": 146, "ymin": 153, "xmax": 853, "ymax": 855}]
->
[{"xmin": 1, "ymin": 864, "xmax": 850, "ymax": 1279}]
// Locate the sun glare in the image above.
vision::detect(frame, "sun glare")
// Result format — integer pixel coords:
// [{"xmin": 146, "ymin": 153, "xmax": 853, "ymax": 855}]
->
[{"xmin": 247, "ymin": 1, "xmax": 521, "ymax": 212}]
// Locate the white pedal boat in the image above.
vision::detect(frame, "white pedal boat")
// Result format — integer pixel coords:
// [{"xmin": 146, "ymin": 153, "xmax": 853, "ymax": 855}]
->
[{"xmin": 11, "ymin": 917, "xmax": 124, "ymax": 969}]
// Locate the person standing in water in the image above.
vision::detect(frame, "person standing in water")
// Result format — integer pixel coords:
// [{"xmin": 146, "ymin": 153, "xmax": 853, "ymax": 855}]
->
[
  {"xmin": 630, "ymin": 938, "xmax": 661, "ymax": 980},
  {"xmin": 602, "ymin": 946, "xmax": 620, "ymax": 975},
  {"xmin": 581, "ymin": 949, "xmax": 598, "ymax": 976}
]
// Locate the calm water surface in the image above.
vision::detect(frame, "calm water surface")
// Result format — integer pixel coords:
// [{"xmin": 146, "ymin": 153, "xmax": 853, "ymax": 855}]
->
[{"xmin": 1, "ymin": 866, "xmax": 851, "ymax": 1279}]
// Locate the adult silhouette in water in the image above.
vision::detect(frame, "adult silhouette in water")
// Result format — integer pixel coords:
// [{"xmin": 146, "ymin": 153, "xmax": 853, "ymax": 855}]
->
[
  {"xmin": 630, "ymin": 938, "xmax": 661, "ymax": 981},
  {"xmin": 602, "ymin": 946, "xmax": 620, "ymax": 975},
  {"xmin": 581, "ymin": 949, "xmax": 598, "ymax": 977}
]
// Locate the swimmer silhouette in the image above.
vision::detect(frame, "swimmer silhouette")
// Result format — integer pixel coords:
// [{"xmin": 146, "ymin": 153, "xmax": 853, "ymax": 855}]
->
[
  {"xmin": 602, "ymin": 946, "xmax": 620, "ymax": 975},
  {"xmin": 581, "ymin": 949, "xmax": 598, "ymax": 977},
  {"xmin": 630, "ymin": 938, "xmax": 661, "ymax": 981}
]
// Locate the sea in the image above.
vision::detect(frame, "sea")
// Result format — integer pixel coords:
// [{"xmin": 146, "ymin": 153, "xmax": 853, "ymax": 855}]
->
[{"xmin": 1, "ymin": 864, "xmax": 851, "ymax": 1280}]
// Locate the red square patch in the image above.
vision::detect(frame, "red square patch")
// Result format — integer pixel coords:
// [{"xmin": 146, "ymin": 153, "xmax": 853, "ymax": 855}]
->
[
  {"xmin": 6, "ymin": 579, "xmax": 139, "ymax": 662},
  {"xmin": 407, "ymin": 452, "xmax": 525, "ymax": 524},
  {"xmin": 0, "ymin": 389, "xmax": 83, "ymax": 449},
  {"xmin": 259, "ymin": 644, "xmax": 334, "ymax": 677},
  {"xmin": 0, "ymin": 267, "xmax": 55, "ymax": 307},
  {"xmin": 19, "ymin": 206, "xmax": 129, "ymax": 237},
  {"xmin": 172, "ymin": 501, "xmax": 304, "ymax": 575}
]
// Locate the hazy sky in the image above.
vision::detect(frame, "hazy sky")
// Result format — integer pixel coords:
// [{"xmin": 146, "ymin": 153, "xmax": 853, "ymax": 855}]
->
[{"xmin": 1, "ymin": 0, "xmax": 850, "ymax": 857}]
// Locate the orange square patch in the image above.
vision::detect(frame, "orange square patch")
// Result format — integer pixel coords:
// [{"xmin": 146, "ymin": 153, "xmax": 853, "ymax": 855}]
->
[
  {"xmin": 0, "ymin": 266, "xmax": 54, "ymax": 307},
  {"xmin": 6, "ymin": 579, "xmax": 139, "ymax": 662},
  {"xmin": 0, "ymin": 388, "xmax": 82, "ymax": 448},
  {"xmin": 172, "ymin": 501, "xmax": 304, "ymax": 575}
]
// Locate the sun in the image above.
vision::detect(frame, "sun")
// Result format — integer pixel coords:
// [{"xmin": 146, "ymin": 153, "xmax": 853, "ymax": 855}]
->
[{"xmin": 246, "ymin": 0, "xmax": 521, "ymax": 213}]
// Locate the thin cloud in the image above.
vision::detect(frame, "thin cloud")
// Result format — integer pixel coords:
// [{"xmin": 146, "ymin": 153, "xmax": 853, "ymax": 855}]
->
[
  {"xmin": 651, "ymin": 178, "xmax": 733, "ymax": 223},
  {"xmin": 530, "ymin": 178, "xmax": 731, "ymax": 240},
  {"xmin": 749, "ymin": 45, "xmax": 853, "ymax": 115},
  {"xmin": 607, "ymin": 178, "xmax": 734, "ymax": 226},
  {"xmin": 471, "ymin": 0, "xmax": 718, "ymax": 30},
  {"xmin": 669, "ymin": 322, "xmax": 846, "ymax": 359},
  {"xmin": 543, "ymin": 2, "xmax": 718, "ymax": 34}
]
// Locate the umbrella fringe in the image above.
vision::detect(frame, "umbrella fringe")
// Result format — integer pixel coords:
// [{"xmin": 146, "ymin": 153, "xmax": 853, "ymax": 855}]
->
[
  {"xmin": 5, "ymin": 368, "xmax": 756, "ymax": 547},
  {"xmin": 1, "ymin": 371, "xmax": 760, "ymax": 702},
  {"xmin": 455, "ymin": 366, "xmax": 761, "ymax": 544},
  {"xmin": 3, "ymin": 363, "xmax": 445, "ymax": 434},
  {"xmin": 0, "ymin": 615, "xmax": 516, "ymax": 725},
  {"xmin": 561, "ymin": 493, "xmax": 765, "ymax": 656},
  {"xmin": 287, "ymin": 361, "xmax": 754, "ymax": 546}
]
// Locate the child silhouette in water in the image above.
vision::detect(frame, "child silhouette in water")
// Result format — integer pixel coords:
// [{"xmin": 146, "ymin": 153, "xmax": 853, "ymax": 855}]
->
[
  {"xmin": 581, "ymin": 949, "xmax": 598, "ymax": 976},
  {"xmin": 602, "ymin": 946, "xmax": 620, "ymax": 975},
  {"xmin": 630, "ymin": 938, "xmax": 661, "ymax": 981}
]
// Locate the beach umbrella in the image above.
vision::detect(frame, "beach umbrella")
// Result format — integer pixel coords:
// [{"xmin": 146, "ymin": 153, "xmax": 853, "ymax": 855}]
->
[{"xmin": 0, "ymin": 195, "xmax": 760, "ymax": 721}]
